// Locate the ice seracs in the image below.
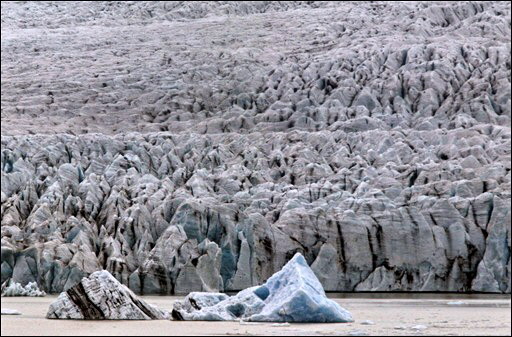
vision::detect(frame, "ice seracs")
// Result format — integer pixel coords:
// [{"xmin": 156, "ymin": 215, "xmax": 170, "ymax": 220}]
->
[
  {"xmin": 172, "ymin": 253, "xmax": 353, "ymax": 323},
  {"xmin": 46, "ymin": 270, "xmax": 169, "ymax": 320},
  {"xmin": 1, "ymin": 1, "xmax": 510, "ymax": 295}
]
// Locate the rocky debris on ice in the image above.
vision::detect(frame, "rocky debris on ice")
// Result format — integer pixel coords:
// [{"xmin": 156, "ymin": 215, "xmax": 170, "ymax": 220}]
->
[
  {"xmin": 1, "ymin": 308, "xmax": 21, "ymax": 315},
  {"xmin": 1, "ymin": 278, "xmax": 46, "ymax": 297},
  {"xmin": 46, "ymin": 270, "xmax": 169, "ymax": 319},
  {"xmin": 1, "ymin": 1, "xmax": 511, "ymax": 295},
  {"xmin": 171, "ymin": 253, "xmax": 353, "ymax": 323}
]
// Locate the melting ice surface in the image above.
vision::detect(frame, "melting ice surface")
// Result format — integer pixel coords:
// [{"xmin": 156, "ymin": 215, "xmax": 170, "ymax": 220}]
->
[{"xmin": 172, "ymin": 253, "xmax": 353, "ymax": 323}]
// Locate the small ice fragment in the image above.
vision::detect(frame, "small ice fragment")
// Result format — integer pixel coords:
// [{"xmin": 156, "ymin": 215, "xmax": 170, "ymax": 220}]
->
[
  {"xmin": 360, "ymin": 320, "xmax": 375, "ymax": 325},
  {"xmin": 1, "ymin": 308, "xmax": 21, "ymax": 315},
  {"xmin": 411, "ymin": 325, "xmax": 428, "ymax": 330},
  {"xmin": 447, "ymin": 301, "xmax": 466, "ymax": 306},
  {"xmin": 394, "ymin": 325, "xmax": 407, "ymax": 330},
  {"xmin": 271, "ymin": 322, "xmax": 290, "ymax": 327},
  {"xmin": 239, "ymin": 320, "xmax": 263, "ymax": 325},
  {"xmin": 348, "ymin": 329, "xmax": 369, "ymax": 336}
]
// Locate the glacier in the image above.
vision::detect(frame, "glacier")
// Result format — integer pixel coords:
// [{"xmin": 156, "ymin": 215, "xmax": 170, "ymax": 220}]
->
[{"xmin": 1, "ymin": 1, "xmax": 510, "ymax": 295}]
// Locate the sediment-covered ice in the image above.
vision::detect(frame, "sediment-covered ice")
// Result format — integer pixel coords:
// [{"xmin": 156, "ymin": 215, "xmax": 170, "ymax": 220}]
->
[
  {"xmin": 172, "ymin": 253, "xmax": 353, "ymax": 323},
  {"xmin": 1, "ymin": 1, "xmax": 511, "ymax": 294},
  {"xmin": 46, "ymin": 270, "xmax": 169, "ymax": 319}
]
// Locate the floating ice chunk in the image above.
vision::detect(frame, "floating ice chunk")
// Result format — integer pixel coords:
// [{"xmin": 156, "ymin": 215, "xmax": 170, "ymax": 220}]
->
[
  {"xmin": 239, "ymin": 321, "xmax": 263, "ymax": 325},
  {"xmin": 1, "ymin": 308, "xmax": 21, "ymax": 315},
  {"xmin": 172, "ymin": 253, "xmax": 353, "ymax": 323},
  {"xmin": 411, "ymin": 324, "xmax": 428, "ymax": 330},
  {"xmin": 1, "ymin": 279, "xmax": 46, "ymax": 297},
  {"xmin": 47, "ymin": 270, "xmax": 169, "ymax": 320},
  {"xmin": 271, "ymin": 323, "xmax": 291, "ymax": 327},
  {"xmin": 360, "ymin": 320, "xmax": 375, "ymax": 325},
  {"xmin": 447, "ymin": 301, "xmax": 466, "ymax": 306}
]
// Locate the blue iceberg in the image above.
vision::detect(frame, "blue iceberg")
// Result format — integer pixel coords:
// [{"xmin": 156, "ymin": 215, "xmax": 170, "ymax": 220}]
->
[{"xmin": 172, "ymin": 253, "xmax": 353, "ymax": 323}]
